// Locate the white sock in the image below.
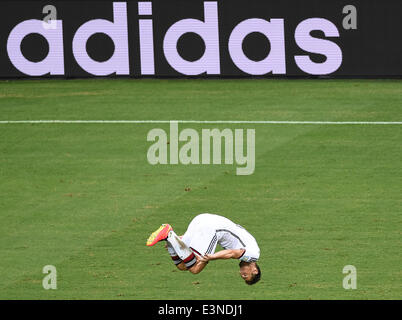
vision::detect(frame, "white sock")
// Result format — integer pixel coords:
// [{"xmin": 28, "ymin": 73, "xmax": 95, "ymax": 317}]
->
[
  {"xmin": 167, "ymin": 230, "xmax": 196, "ymax": 268},
  {"xmin": 166, "ymin": 241, "xmax": 182, "ymax": 266}
]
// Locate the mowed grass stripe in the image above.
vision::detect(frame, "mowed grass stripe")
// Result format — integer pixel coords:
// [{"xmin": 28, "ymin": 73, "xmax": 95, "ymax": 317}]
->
[{"xmin": 0, "ymin": 79, "xmax": 401, "ymax": 122}]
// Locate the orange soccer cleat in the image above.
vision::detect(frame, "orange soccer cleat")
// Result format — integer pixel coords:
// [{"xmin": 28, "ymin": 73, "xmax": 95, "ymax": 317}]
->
[{"xmin": 146, "ymin": 224, "xmax": 172, "ymax": 246}]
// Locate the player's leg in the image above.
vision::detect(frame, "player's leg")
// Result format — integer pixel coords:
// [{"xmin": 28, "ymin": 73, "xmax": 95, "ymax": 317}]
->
[
  {"xmin": 166, "ymin": 230, "xmax": 197, "ymax": 269},
  {"xmin": 145, "ymin": 224, "xmax": 196, "ymax": 269},
  {"xmin": 165, "ymin": 240, "xmax": 183, "ymax": 267}
]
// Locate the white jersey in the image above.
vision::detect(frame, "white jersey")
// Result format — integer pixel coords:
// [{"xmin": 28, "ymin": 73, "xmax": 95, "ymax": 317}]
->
[{"xmin": 182, "ymin": 213, "xmax": 260, "ymax": 262}]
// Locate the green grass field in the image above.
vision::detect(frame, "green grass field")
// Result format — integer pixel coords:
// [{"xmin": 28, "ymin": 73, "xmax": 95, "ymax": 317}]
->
[{"xmin": 0, "ymin": 79, "xmax": 401, "ymax": 299}]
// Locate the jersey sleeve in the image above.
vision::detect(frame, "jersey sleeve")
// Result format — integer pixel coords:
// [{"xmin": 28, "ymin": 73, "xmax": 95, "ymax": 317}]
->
[{"xmin": 238, "ymin": 248, "xmax": 259, "ymax": 262}]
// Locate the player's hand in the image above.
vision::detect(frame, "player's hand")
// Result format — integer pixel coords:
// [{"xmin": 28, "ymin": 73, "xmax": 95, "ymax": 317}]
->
[{"xmin": 200, "ymin": 254, "xmax": 213, "ymax": 262}]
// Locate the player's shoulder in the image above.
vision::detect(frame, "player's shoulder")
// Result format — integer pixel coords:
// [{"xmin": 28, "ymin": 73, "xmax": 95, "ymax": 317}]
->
[
  {"xmin": 238, "ymin": 248, "xmax": 259, "ymax": 262},
  {"xmin": 240, "ymin": 255, "xmax": 259, "ymax": 263}
]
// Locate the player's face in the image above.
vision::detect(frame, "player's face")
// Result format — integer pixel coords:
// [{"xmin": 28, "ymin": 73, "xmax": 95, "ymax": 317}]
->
[{"xmin": 239, "ymin": 262, "xmax": 258, "ymax": 282}]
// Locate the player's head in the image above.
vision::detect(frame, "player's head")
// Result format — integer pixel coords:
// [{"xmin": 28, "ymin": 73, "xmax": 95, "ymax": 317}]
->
[{"xmin": 239, "ymin": 261, "xmax": 261, "ymax": 285}]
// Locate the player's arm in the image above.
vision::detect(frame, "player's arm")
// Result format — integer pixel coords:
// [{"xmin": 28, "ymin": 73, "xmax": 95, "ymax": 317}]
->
[
  {"xmin": 200, "ymin": 249, "xmax": 245, "ymax": 261},
  {"xmin": 187, "ymin": 259, "xmax": 208, "ymax": 274}
]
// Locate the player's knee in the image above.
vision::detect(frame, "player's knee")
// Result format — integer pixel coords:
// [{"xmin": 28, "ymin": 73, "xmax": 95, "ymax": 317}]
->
[
  {"xmin": 188, "ymin": 267, "xmax": 201, "ymax": 274},
  {"xmin": 176, "ymin": 262, "xmax": 187, "ymax": 271}
]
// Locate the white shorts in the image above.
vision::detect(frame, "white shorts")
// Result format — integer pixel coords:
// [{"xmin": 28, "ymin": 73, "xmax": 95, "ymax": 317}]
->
[{"xmin": 182, "ymin": 214, "xmax": 218, "ymax": 257}]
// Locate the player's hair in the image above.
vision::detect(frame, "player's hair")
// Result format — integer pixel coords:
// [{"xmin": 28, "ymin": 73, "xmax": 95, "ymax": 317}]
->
[{"xmin": 245, "ymin": 263, "xmax": 261, "ymax": 285}]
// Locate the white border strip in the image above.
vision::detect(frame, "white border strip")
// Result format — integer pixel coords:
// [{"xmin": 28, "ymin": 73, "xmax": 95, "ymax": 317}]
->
[{"xmin": 0, "ymin": 120, "xmax": 401, "ymax": 125}]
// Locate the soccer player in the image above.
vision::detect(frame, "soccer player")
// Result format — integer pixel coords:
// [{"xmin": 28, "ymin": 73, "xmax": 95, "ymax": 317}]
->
[{"xmin": 146, "ymin": 213, "xmax": 261, "ymax": 285}]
